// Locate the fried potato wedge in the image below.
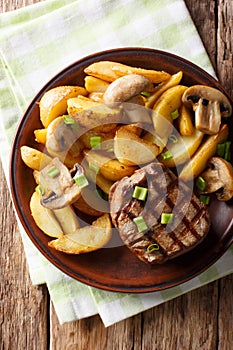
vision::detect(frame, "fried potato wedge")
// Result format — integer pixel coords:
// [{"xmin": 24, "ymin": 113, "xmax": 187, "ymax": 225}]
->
[
  {"xmin": 39, "ymin": 85, "xmax": 87, "ymax": 127},
  {"xmin": 84, "ymin": 61, "xmax": 170, "ymax": 83},
  {"xmin": 84, "ymin": 76, "xmax": 110, "ymax": 93},
  {"xmin": 34, "ymin": 128, "xmax": 47, "ymax": 144},
  {"xmin": 111, "ymin": 62, "xmax": 171, "ymax": 83},
  {"xmin": 114, "ymin": 125, "xmax": 161, "ymax": 165},
  {"xmin": 53, "ymin": 206, "xmax": 80, "ymax": 233},
  {"xmin": 145, "ymin": 71, "xmax": 183, "ymax": 109},
  {"xmin": 159, "ymin": 129, "xmax": 204, "ymax": 167},
  {"xmin": 67, "ymin": 96, "xmax": 120, "ymax": 132},
  {"xmin": 83, "ymin": 149, "xmax": 137, "ymax": 181},
  {"xmin": 48, "ymin": 214, "xmax": 112, "ymax": 254},
  {"xmin": 177, "ymin": 104, "xmax": 195, "ymax": 136},
  {"xmin": 30, "ymin": 192, "xmax": 63, "ymax": 238},
  {"xmin": 152, "ymin": 85, "xmax": 188, "ymax": 141},
  {"xmin": 180, "ymin": 124, "xmax": 229, "ymax": 181},
  {"xmin": 21, "ymin": 146, "xmax": 52, "ymax": 171}
]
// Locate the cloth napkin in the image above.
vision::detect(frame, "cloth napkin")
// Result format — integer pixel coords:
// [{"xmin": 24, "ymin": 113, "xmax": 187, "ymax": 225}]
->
[{"xmin": 0, "ymin": 0, "xmax": 232, "ymax": 327}]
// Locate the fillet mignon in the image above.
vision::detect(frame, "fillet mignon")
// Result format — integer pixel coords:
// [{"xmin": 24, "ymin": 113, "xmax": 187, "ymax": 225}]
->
[{"xmin": 109, "ymin": 162, "xmax": 210, "ymax": 264}]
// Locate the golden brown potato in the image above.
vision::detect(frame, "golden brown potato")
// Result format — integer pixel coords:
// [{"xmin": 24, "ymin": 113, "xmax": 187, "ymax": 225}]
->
[
  {"xmin": 21, "ymin": 146, "xmax": 52, "ymax": 171},
  {"xmin": 83, "ymin": 149, "xmax": 137, "ymax": 181},
  {"xmin": 180, "ymin": 124, "xmax": 229, "ymax": 181},
  {"xmin": 84, "ymin": 75, "xmax": 110, "ymax": 93},
  {"xmin": 177, "ymin": 104, "xmax": 195, "ymax": 136},
  {"xmin": 34, "ymin": 129, "xmax": 47, "ymax": 144},
  {"xmin": 39, "ymin": 85, "xmax": 87, "ymax": 127},
  {"xmin": 48, "ymin": 214, "xmax": 112, "ymax": 254},
  {"xmin": 30, "ymin": 192, "xmax": 63, "ymax": 238}
]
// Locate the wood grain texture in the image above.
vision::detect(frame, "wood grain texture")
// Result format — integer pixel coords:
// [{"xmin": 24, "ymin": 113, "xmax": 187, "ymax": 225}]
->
[{"xmin": 1, "ymin": 1, "xmax": 233, "ymax": 350}]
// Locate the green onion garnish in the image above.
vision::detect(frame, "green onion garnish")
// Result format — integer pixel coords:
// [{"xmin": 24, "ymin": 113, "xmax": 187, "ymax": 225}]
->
[
  {"xmin": 161, "ymin": 150, "xmax": 173, "ymax": 160},
  {"xmin": 88, "ymin": 161, "xmax": 100, "ymax": 174},
  {"xmin": 224, "ymin": 141, "xmax": 231, "ymax": 161},
  {"xmin": 133, "ymin": 216, "xmax": 148, "ymax": 232},
  {"xmin": 63, "ymin": 115, "xmax": 79, "ymax": 131},
  {"xmin": 171, "ymin": 109, "xmax": 179, "ymax": 120},
  {"xmin": 141, "ymin": 91, "xmax": 151, "ymax": 97},
  {"xmin": 199, "ymin": 194, "xmax": 210, "ymax": 205},
  {"xmin": 161, "ymin": 213, "xmax": 174, "ymax": 224},
  {"xmin": 217, "ymin": 142, "xmax": 225, "ymax": 157},
  {"xmin": 74, "ymin": 173, "xmax": 89, "ymax": 189},
  {"xmin": 90, "ymin": 136, "xmax": 101, "ymax": 150},
  {"xmin": 35, "ymin": 185, "xmax": 44, "ymax": 196},
  {"xmin": 132, "ymin": 186, "xmax": 148, "ymax": 201},
  {"xmin": 147, "ymin": 243, "xmax": 160, "ymax": 253},
  {"xmin": 168, "ymin": 134, "xmax": 178, "ymax": 143},
  {"xmin": 46, "ymin": 166, "xmax": 60, "ymax": 178},
  {"xmin": 196, "ymin": 176, "xmax": 206, "ymax": 191}
]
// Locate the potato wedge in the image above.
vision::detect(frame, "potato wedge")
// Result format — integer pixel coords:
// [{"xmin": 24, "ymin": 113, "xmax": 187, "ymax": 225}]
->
[
  {"xmin": 82, "ymin": 160, "xmax": 114, "ymax": 194},
  {"xmin": 67, "ymin": 96, "xmax": 121, "ymax": 132},
  {"xmin": 111, "ymin": 62, "xmax": 171, "ymax": 83},
  {"xmin": 180, "ymin": 124, "xmax": 229, "ymax": 181},
  {"xmin": 30, "ymin": 192, "xmax": 63, "ymax": 238},
  {"xmin": 21, "ymin": 146, "xmax": 52, "ymax": 171},
  {"xmin": 39, "ymin": 85, "xmax": 87, "ymax": 127},
  {"xmin": 84, "ymin": 76, "xmax": 110, "ymax": 93},
  {"xmin": 177, "ymin": 104, "xmax": 195, "ymax": 136},
  {"xmin": 145, "ymin": 71, "xmax": 183, "ymax": 109},
  {"xmin": 53, "ymin": 206, "xmax": 80, "ymax": 233},
  {"xmin": 83, "ymin": 149, "xmax": 137, "ymax": 181},
  {"xmin": 34, "ymin": 128, "xmax": 47, "ymax": 144},
  {"xmin": 48, "ymin": 214, "xmax": 112, "ymax": 254},
  {"xmin": 114, "ymin": 125, "xmax": 161, "ymax": 165},
  {"xmin": 84, "ymin": 61, "xmax": 170, "ymax": 83},
  {"xmin": 152, "ymin": 85, "xmax": 188, "ymax": 141},
  {"xmin": 158, "ymin": 129, "xmax": 204, "ymax": 167}
]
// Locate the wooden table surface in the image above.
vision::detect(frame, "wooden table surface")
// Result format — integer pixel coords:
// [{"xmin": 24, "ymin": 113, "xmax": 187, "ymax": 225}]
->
[{"xmin": 1, "ymin": 1, "xmax": 233, "ymax": 349}]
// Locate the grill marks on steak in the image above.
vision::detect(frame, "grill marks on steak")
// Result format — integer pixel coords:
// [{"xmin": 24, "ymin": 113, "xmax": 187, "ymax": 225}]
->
[{"xmin": 109, "ymin": 162, "xmax": 210, "ymax": 264}]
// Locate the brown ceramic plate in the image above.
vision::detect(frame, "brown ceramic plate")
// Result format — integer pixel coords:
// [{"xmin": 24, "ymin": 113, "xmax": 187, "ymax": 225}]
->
[{"xmin": 10, "ymin": 48, "xmax": 233, "ymax": 293}]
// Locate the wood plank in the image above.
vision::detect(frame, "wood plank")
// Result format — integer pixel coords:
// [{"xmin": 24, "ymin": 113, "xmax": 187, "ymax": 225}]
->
[{"xmin": 0, "ymin": 162, "xmax": 48, "ymax": 350}]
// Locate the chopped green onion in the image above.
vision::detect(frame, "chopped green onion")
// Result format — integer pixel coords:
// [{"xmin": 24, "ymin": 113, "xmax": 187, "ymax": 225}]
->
[
  {"xmin": 63, "ymin": 115, "xmax": 79, "ymax": 131},
  {"xmin": 224, "ymin": 141, "xmax": 231, "ymax": 161},
  {"xmin": 171, "ymin": 109, "xmax": 179, "ymax": 120},
  {"xmin": 90, "ymin": 136, "xmax": 101, "ymax": 150},
  {"xmin": 46, "ymin": 166, "xmax": 60, "ymax": 178},
  {"xmin": 217, "ymin": 142, "xmax": 225, "ymax": 157},
  {"xmin": 161, "ymin": 150, "xmax": 173, "ymax": 160},
  {"xmin": 199, "ymin": 194, "xmax": 210, "ymax": 205},
  {"xmin": 161, "ymin": 213, "xmax": 174, "ymax": 224},
  {"xmin": 35, "ymin": 185, "xmax": 44, "ymax": 196},
  {"xmin": 141, "ymin": 91, "xmax": 151, "ymax": 97},
  {"xmin": 147, "ymin": 243, "xmax": 160, "ymax": 253},
  {"xmin": 74, "ymin": 173, "xmax": 89, "ymax": 189},
  {"xmin": 168, "ymin": 134, "xmax": 178, "ymax": 143},
  {"xmin": 133, "ymin": 186, "xmax": 148, "ymax": 201},
  {"xmin": 88, "ymin": 161, "xmax": 100, "ymax": 174},
  {"xmin": 196, "ymin": 176, "xmax": 206, "ymax": 191},
  {"xmin": 133, "ymin": 216, "xmax": 148, "ymax": 232}
]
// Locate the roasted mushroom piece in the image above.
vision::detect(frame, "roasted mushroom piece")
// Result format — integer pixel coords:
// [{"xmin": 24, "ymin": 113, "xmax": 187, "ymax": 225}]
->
[
  {"xmin": 182, "ymin": 85, "xmax": 232, "ymax": 135},
  {"xmin": 39, "ymin": 158, "xmax": 82, "ymax": 209},
  {"xmin": 198, "ymin": 157, "xmax": 233, "ymax": 201}
]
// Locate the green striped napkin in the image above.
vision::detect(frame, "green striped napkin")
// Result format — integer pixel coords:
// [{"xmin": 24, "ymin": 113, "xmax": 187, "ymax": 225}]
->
[{"xmin": 0, "ymin": 0, "xmax": 232, "ymax": 327}]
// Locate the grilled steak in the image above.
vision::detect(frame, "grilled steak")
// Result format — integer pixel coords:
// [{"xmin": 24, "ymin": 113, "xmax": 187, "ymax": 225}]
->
[{"xmin": 109, "ymin": 162, "xmax": 210, "ymax": 264}]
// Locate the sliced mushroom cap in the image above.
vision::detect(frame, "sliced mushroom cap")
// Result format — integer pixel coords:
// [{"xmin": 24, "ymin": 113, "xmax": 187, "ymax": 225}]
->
[
  {"xmin": 103, "ymin": 74, "xmax": 151, "ymax": 105},
  {"xmin": 39, "ymin": 158, "xmax": 82, "ymax": 209},
  {"xmin": 182, "ymin": 85, "xmax": 232, "ymax": 135},
  {"xmin": 46, "ymin": 116, "xmax": 79, "ymax": 153},
  {"xmin": 199, "ymin": 156, "xmax": 233, "ymax": 201}
]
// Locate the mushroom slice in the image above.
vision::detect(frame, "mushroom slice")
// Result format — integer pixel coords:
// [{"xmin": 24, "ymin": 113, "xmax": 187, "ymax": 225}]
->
[
  {"xmin": 103, "ymin": 74, "xmax": 151, "ymax": 105},
  {"xmin": 199, "ymin": 157, "xmax": 233, "ymax": 201},
  {"xmin": 39, "ymin": 158, "xmax": 82, "ymax": 209},
  {"xmin": 182, "ymin": 85, "xmax": 232, "ymax": 135}
]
